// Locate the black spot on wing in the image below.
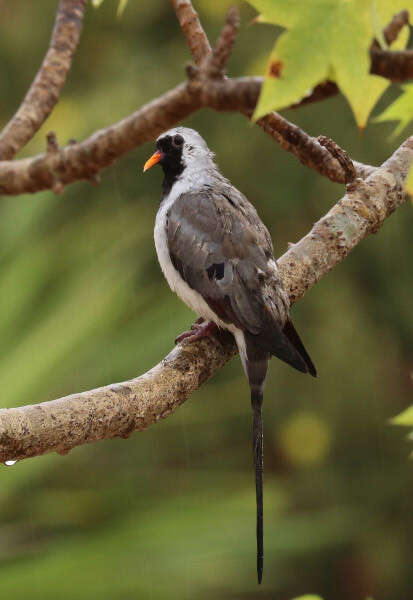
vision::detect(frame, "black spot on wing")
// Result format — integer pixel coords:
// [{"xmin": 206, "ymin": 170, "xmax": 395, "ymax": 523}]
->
[
  {"xmin": 215, "ymin": 263, "xmax": 225, "ymax": 279},
  {"xmin": 206, "ymin": 262, "xmax": 225, "ymax": 281}
]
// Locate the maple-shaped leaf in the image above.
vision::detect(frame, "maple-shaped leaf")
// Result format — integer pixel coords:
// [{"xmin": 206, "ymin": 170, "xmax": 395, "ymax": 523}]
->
[
  {"xmin": 374, "ymin": 85, "xmax": 413, "ymax": 138},
  {"xmin": 248, "ymin": 0, "xmax": 408, "ymax": 127}
]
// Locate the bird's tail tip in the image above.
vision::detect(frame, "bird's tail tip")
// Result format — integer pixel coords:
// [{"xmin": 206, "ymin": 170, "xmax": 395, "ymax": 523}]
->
[{"xmin": 257, "ymin": 556, "xmax": 263, "ymax": 584}]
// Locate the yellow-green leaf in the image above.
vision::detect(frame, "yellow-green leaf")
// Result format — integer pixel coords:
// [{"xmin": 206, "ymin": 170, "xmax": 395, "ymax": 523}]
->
[
  {"xmin": 370, "ymin": 1, "xmax": 388, "ymax": 49},
  {"xmin": 391, "ymin": 19, "xmax": 410, "ymax": 50},
  {"xmin": 248, "ymin": 0, "xmax": 396, "ymax": 127},
  {"xmin": 374, "ymin": 85, "xmax": 413, "ymax": 138},
  {"xmin": 390, "ymin": 406, "xmax": 413, "ymax": 426}
]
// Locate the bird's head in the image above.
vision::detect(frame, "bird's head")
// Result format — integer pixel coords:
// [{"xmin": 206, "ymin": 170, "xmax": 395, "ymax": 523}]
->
[{"xmin": 143, "ymin": 127, "xmax": 215, "ymax": 177}]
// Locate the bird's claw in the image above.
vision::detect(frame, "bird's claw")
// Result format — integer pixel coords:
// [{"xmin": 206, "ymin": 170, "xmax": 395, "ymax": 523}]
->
[{"xmin": 175, "ymin": 319, "xmax": 218, "ymax": 345}]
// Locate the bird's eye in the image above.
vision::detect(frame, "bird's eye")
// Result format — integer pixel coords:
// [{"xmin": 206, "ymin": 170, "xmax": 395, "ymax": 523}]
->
[{"xmin": 173, "ymin": 134, "xmax": 184, "ymax": 146}]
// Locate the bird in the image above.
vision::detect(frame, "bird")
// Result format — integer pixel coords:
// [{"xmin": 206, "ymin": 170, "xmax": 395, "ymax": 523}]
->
[{"xmin": 143, "ymin": 127, "xmax": 316, "ymax": 584}]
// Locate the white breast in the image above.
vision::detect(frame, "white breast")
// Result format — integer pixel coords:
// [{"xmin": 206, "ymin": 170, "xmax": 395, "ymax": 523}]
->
[
  {"xmin": 154, "ymin": 183, "xmax": 220, "ymax": 324},
  {"xmin": 154, "ymin": 181, "xmax": 247, "ymax": 371}
]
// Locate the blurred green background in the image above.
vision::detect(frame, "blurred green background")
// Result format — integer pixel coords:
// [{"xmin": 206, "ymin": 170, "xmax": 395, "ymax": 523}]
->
[{"xmin": 0, "ymin": 1, "xmax": 412, "ymax": 599}]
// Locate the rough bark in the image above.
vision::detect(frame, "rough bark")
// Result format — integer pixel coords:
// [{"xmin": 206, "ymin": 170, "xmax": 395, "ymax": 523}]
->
[{"xmin": 0, "ymin": 135, "xmax": 411, "ymax": 463}]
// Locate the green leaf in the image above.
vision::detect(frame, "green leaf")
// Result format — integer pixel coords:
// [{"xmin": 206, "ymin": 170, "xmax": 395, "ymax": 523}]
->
[
  {"xmin": 374, "ymin": 85, "xmax": 413, "ymax": 138},
  {"xmin": 91, "ymin": 0, "xmax": 104, "ymax": 7},
  {"xmin": 390, "ymin": 19, "xmax": 410, "ymax": 51},
  {"xmin": 406, "ymin": 164, "xmax": 413, "ymax": 196},
  {"xmin": 370, "ymin": 1, "xmax": 388, "ymax": 49},
  {"xmin": 390, "ymin": 406, "xmax": 413, "ymax": 426},
  {"xmin": 247, "ymin": 0, "xmax": 403, "ymax": 127}
]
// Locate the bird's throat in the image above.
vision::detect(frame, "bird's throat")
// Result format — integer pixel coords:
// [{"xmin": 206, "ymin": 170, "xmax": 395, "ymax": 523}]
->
[{"xmin": 161, "ymin": 156, "xmax": 185, "ymax": 198}]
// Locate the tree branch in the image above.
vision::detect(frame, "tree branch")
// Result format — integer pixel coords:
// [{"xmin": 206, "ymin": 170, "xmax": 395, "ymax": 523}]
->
[
  {"xmin": 0, "ymin": 71, "xmax": 377, "ymax": 195},
  {"xmin": 383, "ymin": 10, "xmax": 410, "ymax": 45},
  {"xmin": 169, "ymin": 0, "xmax": 211, "ymax": 66},
  {"xmin": 202, "ymin": 6, "xmax": 240, "ymax": 79},
  {"xmin": 370, "ymin": 47, "xmax": 413, "ymax": 81},
  {"xmin": 0, "ymin": 0, "xmax": 87, "ymax": 160},
  {"xmin": 0, "ymin": 3, "xmax": 377, "ymax": 196},
  {"xmin": 370, "ymin": 10, "xmax": 413, "ymax": 82},
  {"xmin": 0, "ymin": 83, "xmax": 201, "ymax": 195},
  {"xmin": 0, "ymin": 135, "xmax": 411, "ymax": 463}
]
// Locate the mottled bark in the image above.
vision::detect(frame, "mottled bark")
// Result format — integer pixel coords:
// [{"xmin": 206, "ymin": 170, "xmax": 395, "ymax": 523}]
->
[
  {"xmin": 0, "ymin": 136, "xmax": 411, "ymax": 463},
  {"xmin": 0, "ymin": 0, "xmax": 87, "ymax": 160}
]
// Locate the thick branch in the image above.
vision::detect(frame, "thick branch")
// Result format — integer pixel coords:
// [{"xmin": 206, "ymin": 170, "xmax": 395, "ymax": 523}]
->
[
  {"xmin": 0, "ymin": 136, "xmax": 411, "ymax": 463},
  {"xmin": 0, "ymin": 0, "xmax": 87, "ymax": 160},
  {"xmin": 370, "ymin": 48, "xmax": 413, "ymax": 82},
  {"xmin": 0, "ymin": 74, "xmax": 376, "ymax": 195},
  {"xmin": 0, "ymin": 83, "xmax": 201, "ymax": 195}
]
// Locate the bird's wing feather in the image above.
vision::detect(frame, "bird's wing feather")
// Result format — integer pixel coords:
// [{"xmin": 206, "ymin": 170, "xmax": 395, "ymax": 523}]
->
[{"xmin": 166, "ymin": 187, "xmax": 289, "ymax": 336}]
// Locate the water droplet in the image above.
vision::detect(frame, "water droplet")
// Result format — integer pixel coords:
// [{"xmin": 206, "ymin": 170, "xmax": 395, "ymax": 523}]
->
[{"xmin": 4, "ymin": 460, "xmax": 17, "ymax": 466}]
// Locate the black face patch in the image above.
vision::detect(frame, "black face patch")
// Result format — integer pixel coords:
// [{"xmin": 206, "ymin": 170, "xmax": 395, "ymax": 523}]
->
[{"xmin": 156, "ymin": 135, "xmax": 185, "ymax": 197}]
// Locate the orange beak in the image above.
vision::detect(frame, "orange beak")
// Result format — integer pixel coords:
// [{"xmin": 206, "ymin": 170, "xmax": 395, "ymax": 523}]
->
[{"xmin": 143, "ymin": 150, "xmax": 164, "ymax": 172}]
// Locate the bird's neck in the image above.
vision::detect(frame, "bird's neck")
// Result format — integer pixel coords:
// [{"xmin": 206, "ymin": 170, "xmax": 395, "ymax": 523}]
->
[
  {"xmin": 162, "ymin": 161, "xmax": 222, "ymax": 200},
  {"xmin": 161, "ymin": 163, "xmax": 185, "ymax": 198}
]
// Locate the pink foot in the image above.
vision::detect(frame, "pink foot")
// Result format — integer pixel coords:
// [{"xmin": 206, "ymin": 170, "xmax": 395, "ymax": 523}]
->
[{"xmin": 175, "ymin": 319, "xmax": 218, "ymax": 345}]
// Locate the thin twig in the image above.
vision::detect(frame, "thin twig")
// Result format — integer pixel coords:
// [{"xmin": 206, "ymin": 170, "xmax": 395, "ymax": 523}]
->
[
  {"xmin": 169, "ymin": 0, "xmax": 211, "ymax": 65},
  {"xmin": 383, "ymin": 10, "xmax": 410, "ymax": 45},
  {"xmin": 203, "ymin": 6, "xmax": 240, "ymax": 78},
  {"xmin": 46, "ymin": 131, "xmax": 59, "ymax": 154},
  {"xmin": 317, "ymin": 136, "xmax": 356, "ymax": 183},
  {"xmin": 0, "ymin": 0, "xmax": 87, "ymax": 160}
]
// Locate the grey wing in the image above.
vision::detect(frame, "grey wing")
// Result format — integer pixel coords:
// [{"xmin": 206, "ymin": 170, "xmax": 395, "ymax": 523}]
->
[{"xmin": 166, "ymin": 188, "xmax": 289, "ymax": 335}]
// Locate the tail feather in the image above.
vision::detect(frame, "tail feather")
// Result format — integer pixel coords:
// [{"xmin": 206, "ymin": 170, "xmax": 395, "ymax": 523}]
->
[
  {"xmin": 283, "ymin": 319, "xmax": 317, "ymax": 377},
  {"xmin": 246, "ymin": 328, "xmax": 308, "ymax": 375},
  {"xmin": 251, "ymin": 389, "xmax": 264, "ymax": 584}
]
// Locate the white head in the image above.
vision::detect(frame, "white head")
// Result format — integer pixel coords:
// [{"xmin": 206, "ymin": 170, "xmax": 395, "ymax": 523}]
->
[{"xmin": 143, "ymin": 127, "xmax": 218, "ymax": 194}]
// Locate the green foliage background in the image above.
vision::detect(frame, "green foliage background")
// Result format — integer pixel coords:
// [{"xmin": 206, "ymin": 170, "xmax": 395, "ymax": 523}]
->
[{"xmin": 0, "ymin": 2, "xmax": 412, "ymax": 599}]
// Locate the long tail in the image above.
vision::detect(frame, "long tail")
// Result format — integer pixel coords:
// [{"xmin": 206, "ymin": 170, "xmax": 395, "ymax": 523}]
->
[{"xmin": 251, "ymin": 389, "xmax": 264, "ymax": 584}]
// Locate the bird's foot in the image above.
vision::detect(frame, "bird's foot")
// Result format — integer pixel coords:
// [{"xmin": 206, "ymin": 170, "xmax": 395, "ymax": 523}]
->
[{"xmin": 175, "ymin": 319, "xmax": 218, "ymax": 345}]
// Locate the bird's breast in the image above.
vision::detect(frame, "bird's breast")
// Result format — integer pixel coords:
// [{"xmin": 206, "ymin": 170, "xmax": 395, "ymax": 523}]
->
[{"xmin": 154, "ymin": 195, "xmax": 226, "ymax": 327}]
